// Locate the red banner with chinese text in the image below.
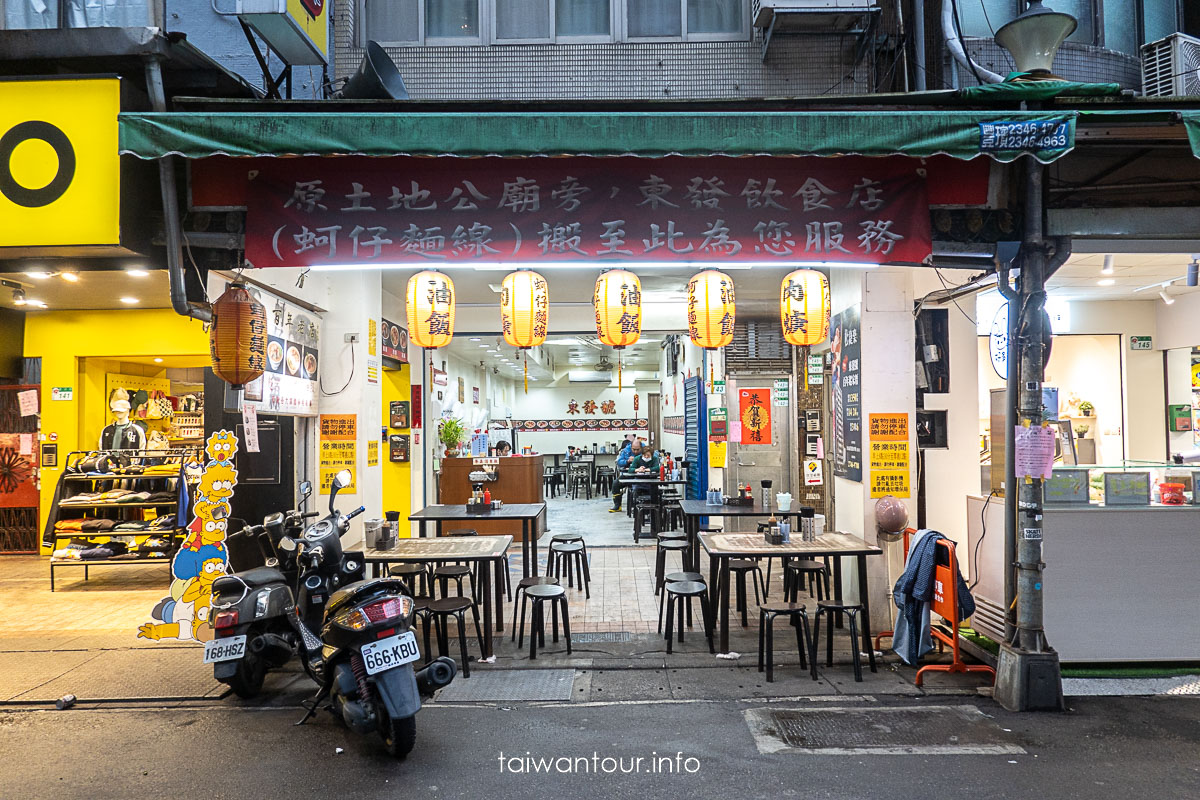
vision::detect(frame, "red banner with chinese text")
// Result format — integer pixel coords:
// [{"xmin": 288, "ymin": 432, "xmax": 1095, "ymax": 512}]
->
[
  {"xmin": 739, "ymin": 388, "xmax": 772, "ymax": 446},
  {"xmin": 243, "ymin": 156, "xmax": 931, "ymax": 268}
]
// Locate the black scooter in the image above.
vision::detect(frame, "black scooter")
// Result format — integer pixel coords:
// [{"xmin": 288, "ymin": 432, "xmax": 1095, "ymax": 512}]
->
[
  {"xmin": 206, "ymin": 481, "xmax": 319, "ymax": 698},
  {"xmin": 281, "ymin": 469, "xmax": 456, "ymax": 758}
]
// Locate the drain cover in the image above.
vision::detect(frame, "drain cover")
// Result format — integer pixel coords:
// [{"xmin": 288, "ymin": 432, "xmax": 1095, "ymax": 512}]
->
[
  {"xmin": 570, "ymin": 632, "xmax": 633, "ymax": 643},
  {"xmin": 433, "ymin": 669, "xmax": 575, "ymax": 702},
  {"xmin": 744, "ymin": 705, "xmax": 1025, "ymax": 755}
]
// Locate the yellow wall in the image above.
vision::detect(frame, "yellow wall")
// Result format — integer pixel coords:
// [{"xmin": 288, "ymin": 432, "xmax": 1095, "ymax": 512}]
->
[
  {"xmin": 24, "ymin": 309, "xmax": 209, "ymax": 543},
  {"xmin": 381, "ymin": 362, "xmax": 412, "ymax": 535}
]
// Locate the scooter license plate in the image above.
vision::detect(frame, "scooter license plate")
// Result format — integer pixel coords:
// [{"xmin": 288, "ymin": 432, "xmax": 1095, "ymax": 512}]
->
[
  {"xmin": 360, "ymin": 631, "xmax": 420, "ymax": 676},
  {"xmin": 203, "ymin": 635, "xmax": 247, "ymax": 664}
]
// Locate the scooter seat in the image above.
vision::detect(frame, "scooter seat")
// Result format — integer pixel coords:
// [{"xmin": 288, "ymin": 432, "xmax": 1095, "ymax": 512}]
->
[{"xmin": 218, "ymin": 566, "xmax": 286, "ymax": 591}]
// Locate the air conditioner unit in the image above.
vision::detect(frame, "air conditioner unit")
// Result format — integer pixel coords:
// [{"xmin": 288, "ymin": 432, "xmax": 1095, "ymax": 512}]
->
[
  {"xmin": 752, "ymin": 0, "xmax": 877, "ymax": 30},
  {"xmin": 1141, "ymin": 32, "xmax": 1200, "ymax": 97},
  {"xmin": 234, "ymin": 0, "xmax": 328, "ymax": 66}
]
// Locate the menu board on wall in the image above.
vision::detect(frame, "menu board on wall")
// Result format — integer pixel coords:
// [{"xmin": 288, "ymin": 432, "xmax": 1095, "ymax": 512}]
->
[
  {"xmin": 242, "ymin": 283, "xmax": 320, "ymax": 416},
  {"xmin": 381, "ymin": 318, "xmax": 408, "ymax": 364},
  {"xmin": 832, "ymin": 305, "xmax": 862, "ymax": 482}
]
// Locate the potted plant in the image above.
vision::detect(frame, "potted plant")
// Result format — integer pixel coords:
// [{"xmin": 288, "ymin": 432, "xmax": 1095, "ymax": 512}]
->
[
  {"xmin": 438, "ymin": 417, "xmax": 466, "ymax": 457},
  {"xmin": 1076, "ymin": 424, "xmax": 1089, "ymax": 438},
  {"xmin": 1078, "ymin": 401, "xmax": 1094, "ymax": 417}
]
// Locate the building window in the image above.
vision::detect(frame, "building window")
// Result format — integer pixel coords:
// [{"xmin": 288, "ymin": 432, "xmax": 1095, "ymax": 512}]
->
[
  {"xmin": 361, "ymin": 0, "xmax": 744, "ymax": 46},
  {"xmin": 955, "ymin": 0, "xmax": 1180, "ymax": 56},
  {"xmin": 4, "ymin": 0, "xmax": 154, "ymax": 30}
]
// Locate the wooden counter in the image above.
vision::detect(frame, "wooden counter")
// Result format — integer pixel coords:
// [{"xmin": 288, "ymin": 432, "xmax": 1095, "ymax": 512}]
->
[{"xmin": 437, "ymin": 455, "xmax": 545, "ymax": 539}]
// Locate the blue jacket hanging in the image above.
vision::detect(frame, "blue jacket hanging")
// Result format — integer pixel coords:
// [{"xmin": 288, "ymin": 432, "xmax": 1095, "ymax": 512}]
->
[{"xmin": 891, "ymin": 529, "xmax": 977, "ymax": 666}]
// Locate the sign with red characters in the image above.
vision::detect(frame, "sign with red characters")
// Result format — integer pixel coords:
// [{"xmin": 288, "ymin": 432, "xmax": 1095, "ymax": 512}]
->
[{"xmin": 244, "ymin": 156, "xmax": 932, "ymax": 268}]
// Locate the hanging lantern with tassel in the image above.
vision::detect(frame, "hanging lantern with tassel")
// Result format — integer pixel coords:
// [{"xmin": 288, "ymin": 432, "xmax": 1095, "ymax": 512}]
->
[
  {"xmin": 593, "ymin": 269, "xmax": 641, "ymax": 392},
  {"xmin": 209, "ymin": 282, "xmax": 267, "ymax": 389},
  {"xmin": 687, "ymin": 269, "xmax": 735, "ymax": 388},
  {"xmin": 406, "ymin": 270, "xmax": 455, "ymax": 349},
  {"xmin": 780, "ymin": 269, "xmax": 830, "ymax": 347},
  {"xmin": 500, "ymin": 270, "xmax": 548, "ymax": 393}
]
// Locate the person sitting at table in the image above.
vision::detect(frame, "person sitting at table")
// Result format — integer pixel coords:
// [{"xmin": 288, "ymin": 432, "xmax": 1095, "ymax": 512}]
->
[
  {"xmin": 609, "ymin": 436, "xmax": 637, "ymax": 513},
  {"xmin": 495, "ymin": 440, "xmax": 512, "ymax": 457},
  {"xmin": 625, "ymin": 444, "xmax": 661, "ymax": 508}
]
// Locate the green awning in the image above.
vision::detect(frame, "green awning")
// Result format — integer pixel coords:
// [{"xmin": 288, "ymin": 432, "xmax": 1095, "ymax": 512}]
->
[
  {"xmin": 118, "ymin": 110, "xmax": 1079, "ymax": 163},
  {"xmin": 1185, "ymin": 111, "xmax": 1200, "ymax": 158}
]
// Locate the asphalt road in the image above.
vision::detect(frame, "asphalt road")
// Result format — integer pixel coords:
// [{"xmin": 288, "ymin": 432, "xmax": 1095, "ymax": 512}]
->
[{"xmin": 2, "ymin": 695, "xmax": 1198, "ymax": 800}]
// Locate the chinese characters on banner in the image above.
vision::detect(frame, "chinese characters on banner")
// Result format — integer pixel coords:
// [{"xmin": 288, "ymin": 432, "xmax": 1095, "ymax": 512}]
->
[
  {"xmin": 738, "ymin": 388, "xmax": 772, "ymax": 445},
  {"xmin": 868, "ymin": 413, "xmax": 910, "ymax": 498},
  {"xmin": 832, "ymin": 305, "xmax": 862, "ymax": 482},
  {"xmin": 245, "ymin": 156, "xmax": 932, "ymax": 268},
  {"xmin": 319, "ymin": 413, "xmax": 357, "ymax": 494}
]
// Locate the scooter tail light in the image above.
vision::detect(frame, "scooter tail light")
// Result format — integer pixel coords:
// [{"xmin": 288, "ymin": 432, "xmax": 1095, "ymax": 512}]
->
[
  {"xmin": 213, "ymin": 610, "xmax": 239, "ymax": 632},
  {"xmin": 361, "ymin": 596, "xmax": 412, "ymax": 624}
]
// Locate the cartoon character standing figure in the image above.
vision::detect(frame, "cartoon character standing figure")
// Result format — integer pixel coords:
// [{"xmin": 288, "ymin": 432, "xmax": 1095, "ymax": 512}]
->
[{"xmin": 138, "ymin": 430, "xmax": 239, "ymax": 643}]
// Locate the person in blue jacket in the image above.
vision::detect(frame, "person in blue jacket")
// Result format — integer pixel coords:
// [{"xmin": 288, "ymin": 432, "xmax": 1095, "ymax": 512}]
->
[{"xmin": 609, "ymin": 436, "xmax": 639, "ymax": 512}]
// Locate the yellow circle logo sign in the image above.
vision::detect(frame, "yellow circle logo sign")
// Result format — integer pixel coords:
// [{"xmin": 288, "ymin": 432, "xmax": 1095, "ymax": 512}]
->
[{"xmin": 0, "ymin": 78, "xmax": 119, "ymax": 247}]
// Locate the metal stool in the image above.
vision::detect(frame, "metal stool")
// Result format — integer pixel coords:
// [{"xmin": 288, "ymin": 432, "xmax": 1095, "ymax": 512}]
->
[
  {"xmin": 663, "ymin": 581, "xmax": 715, "ymax": 654},
  {"xmin": 723, "ymin": 559, "xmax": 767, "ymax": 627},
  {"xmin": 549, "ymin": 541, "xmax": 590, "ymax": 599},
  {"xmin": 658, "ymin": 571, "xmax": 705, "ymax": 634},
  {"xmin": 432, "ymin": 564, "xmax": 473, "ymax": 599},
  {"xmin": 519, "ymin": 583, "xmax": 572, "ymax": 660},
  {"xmin": 758, "ymin": 602, "xmax": 814, "ymax": 682},
  {"xmin": 634, "ymin": 502, "xmax": 660, "ymax": 542},
  {"xmin": 427, "ymin": 596, "xmax": 484, "ymax": 678},
  {"xmin": 811, "ymin": 601, "xmax": 876, "ymax": 682},
  {"xmin": 511, "ymin": 576, "xmax": 560, "ymax": 640},
  {"xmin": 655, "ymin": 539, "xmax": 692, "ymax": 593},
  {"xmin": 388, "ymin": 562, "xmax": 429, "ymax": 596},
  {"xmin": 785, "ymin": 559, "xmax": 830, "ymax": 602},
  {"xmin": 550, "ymin": 533, "xmax": 591, "ymax": 584}
]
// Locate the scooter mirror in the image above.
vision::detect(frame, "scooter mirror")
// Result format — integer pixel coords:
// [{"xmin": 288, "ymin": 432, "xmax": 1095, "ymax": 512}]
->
[
  {"xmin": 332, "ymin": 470, "xmax": 352, "ymax": 491},
  {"xmin": 278, "ymin": 536, "xmax": 297, "ymax": 552},
  {"xmin": 299, "ymin": 480, "xmax": 313, "ymax": 499}
]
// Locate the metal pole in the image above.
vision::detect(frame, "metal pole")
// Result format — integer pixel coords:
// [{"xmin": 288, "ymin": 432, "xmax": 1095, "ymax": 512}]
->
[{"xmin": 995, "ymin": 262, "xmax": 1018, "ymax": 644}]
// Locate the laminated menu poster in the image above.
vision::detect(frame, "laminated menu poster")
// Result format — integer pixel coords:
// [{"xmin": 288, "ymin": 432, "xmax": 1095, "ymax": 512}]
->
[{"xmin": 832, "ymin": 305, "xmax": 862, "ymax": 482}]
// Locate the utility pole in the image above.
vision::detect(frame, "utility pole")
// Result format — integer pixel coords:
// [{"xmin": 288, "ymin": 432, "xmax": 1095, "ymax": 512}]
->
[{"xmin": 994, "ymin": 156, "xmax": 1065, "ymax": 712}]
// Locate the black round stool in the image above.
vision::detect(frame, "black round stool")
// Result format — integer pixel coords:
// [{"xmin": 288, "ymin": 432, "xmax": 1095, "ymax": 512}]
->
[
  {"xmin": 511, "ymin": 575, "xmax": 560, "ymax": 640},
  {"xmin": 724, "ymin": 559, "xmax": 767, "ymax": 627},
  {"xmin": 519, "ymin": 583, "xmax": 572, "ymax": 660},
  {"xmin": 389, "ymin": 562, "xmax": 429, "ymax": 596},
  {"xmin": 427, "ymin": 596, "xmax": 484, "ymax": 678},
  {"xmin": 658, "ymin": 571, "xmax": 705, "ymax": 634},
  {"xmin": 549, "ymin": 541, "xmax": 591, "ymax": 598},
  {"xmin": 811, "ymin": 601, "xmax": 876, "ymax": 682},
  {"xmin": 655, "ymin": 539, "xmax": 692, "ymax": 594},
  {"xmin": 785, "ymin": 559, "xmax": 830, "ymax": 602},
  {"xmin": 432, "ymin": 563, "xmax": 473, "ymax": 599},
  {"xmin": 550, "ymin": 533, "xmax": 591, "ymax": 584},
  {"xmin": 662, "ymin": 581, "xmax": 714, "ymax": 654},
  {"xmin": 758, "ymin": 602, "xmax": 814, "ymax": 682}
]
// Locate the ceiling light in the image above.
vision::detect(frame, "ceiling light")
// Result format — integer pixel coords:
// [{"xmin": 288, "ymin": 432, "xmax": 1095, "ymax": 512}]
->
[
  {"xmin": 119, "ymin": 296, "xmax": 139, "ymax": 304},
  {"xmin": 59, "ymin": 272, "xmax": 79, "ymax": 282},
  {"xmin": 126, "ymin": 269, "xmax": 149, "ymax": 277},
  {"xmin": 12, "ymin": 288, "xmax": 26, "ymax": 306},
  {"xmin": 1160, "ymin": 290, "xmax": 1175, "ymax": 305},
  {"xmin": 153, "ymin": 358, "xmax": 164, "ymax": 363},
  {"xmin": 24, "ymin": 271, "xmax": 52, "ymax": 279},
  {"xmin": 469, "ymin": 337, "xmax": 481, "ymax": 341},
  {"xmin": 25, "ymin": 298, "xmax": 47, "ymax": 309},
  {"xmin": 1097, "ymin": 278, "xmax": 1115, "ymax": 287},
  {"xmin": 1100, "ymin": 255, "xmax": 1114, "ymax": 276}
]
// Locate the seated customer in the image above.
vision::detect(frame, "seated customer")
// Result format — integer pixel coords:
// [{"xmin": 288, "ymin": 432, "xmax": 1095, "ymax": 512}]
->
[
  {"xmin": 625, "ymin": 446, "xmax": 661, "ymax": 507},
  {"xmin": 495, "ymin": 441, "xmax": 512, "ymax": 457}
]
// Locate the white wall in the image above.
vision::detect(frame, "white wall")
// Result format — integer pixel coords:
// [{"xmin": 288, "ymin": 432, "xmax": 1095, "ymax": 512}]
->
[{"xmin": 1165, "ymin": 348, "xmax": 1193, "ymax": 457}]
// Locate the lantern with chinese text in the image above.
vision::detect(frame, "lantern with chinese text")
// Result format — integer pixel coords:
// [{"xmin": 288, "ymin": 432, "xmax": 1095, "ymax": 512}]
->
[
  {"xmin": 780, "ymin": 269, "xmax": 830, "ymax": 347},
  {"xmin": 687, "ymin": 269, "xmax": 735, "ymax": 388},
  {"xmin": 593, "ymin": 269, "xmax": 641, "ymax": 392},
  {"xmin": 500, "ymin": 270, "xmax": 549, "ymax": 393},
  {"xmin": 209, "ymin": 282, "xmax": 266, "ymax": 389},
  {"xmin": 406, "ymin": 270, "xmax": 455, "ymax": 349}
]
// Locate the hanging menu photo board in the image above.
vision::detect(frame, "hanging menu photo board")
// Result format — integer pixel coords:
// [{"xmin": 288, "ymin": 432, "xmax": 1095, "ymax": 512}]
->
[{"xmin": 832, "ymin": 305, "xmax": 862, "ymax": 482}]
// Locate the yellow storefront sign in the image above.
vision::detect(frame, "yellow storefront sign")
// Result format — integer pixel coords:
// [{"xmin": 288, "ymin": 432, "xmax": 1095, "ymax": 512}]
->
[
  {"xmin": 319, "ymin": 413, "xmax": 357, "ymax": 494},
  {"xmin": 0, "ymin": 78, "xmax": 120, "ymax": 247},
  {"xmin": 870, "ymin": 469, "xmax": 910, "ymax": 498},
  {"xmin": 868, "ymin": 412, "xmax": 910, "ymax": 498}
]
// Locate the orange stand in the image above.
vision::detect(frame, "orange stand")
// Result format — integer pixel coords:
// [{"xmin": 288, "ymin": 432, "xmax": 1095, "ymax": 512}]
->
[{"xmin": 914, "ymin": 538, "xmax": 996, "ymax": 687}]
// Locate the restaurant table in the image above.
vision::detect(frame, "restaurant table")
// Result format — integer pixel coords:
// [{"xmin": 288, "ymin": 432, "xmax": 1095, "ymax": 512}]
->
[
  {"xmin": 678, "ymin": 499, "xmax": 802, "ymax": 572},
  {"xmin": 363, "ymin": 535, "xmax": 512, "ymax": 659},
  {"xmin": 698, "ymin": 531, "xmax": 883, "ymax": 657},
  {"xmin": 409, "ymin": 503, "xmax": 546, "ymax": 578}
]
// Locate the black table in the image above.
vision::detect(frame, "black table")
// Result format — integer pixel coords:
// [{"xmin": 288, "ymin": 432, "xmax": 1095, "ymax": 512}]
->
[
  {"xmin": 678, "ymin": 499, "xmax": 802, "ymax": 572},
  {"xmin": 409, "ymin": 503, "xmax": 546, "ymax": 578},
  {"xmin": 698, "ymin": 531, "xmax": 883, "ymax": 657},
  {"xmin": 364, "ymin": 535, "xmax": 512, "ymax": 659}
]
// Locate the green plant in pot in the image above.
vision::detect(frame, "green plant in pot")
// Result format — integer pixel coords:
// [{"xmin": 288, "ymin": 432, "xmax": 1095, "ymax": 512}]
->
[
  {"xmin": 439, "ymin": 417, "xmax": 466, "ymax": 457},
  {"xmin": 1078, "ymin": 401, "xmax": 1094, "ymax": 417},
  {"xmin": 1075, "ymin": 424, "xmax": 1089, "ymax": 438}
]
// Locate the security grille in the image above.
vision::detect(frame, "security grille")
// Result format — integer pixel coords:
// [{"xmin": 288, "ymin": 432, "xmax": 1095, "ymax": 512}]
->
[{"xmin": 725, "ymin": 320, "xmax": 793, "ymax": 373}]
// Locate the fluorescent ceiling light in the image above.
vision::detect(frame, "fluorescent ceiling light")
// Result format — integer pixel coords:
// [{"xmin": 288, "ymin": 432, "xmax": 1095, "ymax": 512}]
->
[
  {"xmin": 25, "ymin": 299, "xmax": 47, "ymax": 308},
  {"xmin": 59, "ymin": 272, "xmax": 79, "ymax": 283},
  {"xmin": 24, "ymin": 271, "xmax": 52, "ymax": 279},
  {"xmin": 119, "ymin": 296, "xmax": 140, "ymax": 304},
  {"xmin": 1097, "ymin": 278, "xmax": 1115, "ymax": 286},
  {"xmin": 126, "ymin": 269, "xmax": 149, "ymax": 277},
  {"xmin": 154, "ymin": 358, "xmax": 164, "ymax": 363}
]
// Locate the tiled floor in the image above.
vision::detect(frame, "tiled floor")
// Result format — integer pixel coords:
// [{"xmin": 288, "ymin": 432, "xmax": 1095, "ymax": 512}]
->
[{"xmin": 539, "ymin": 492, "xmax": 659, "ymax": 548}]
